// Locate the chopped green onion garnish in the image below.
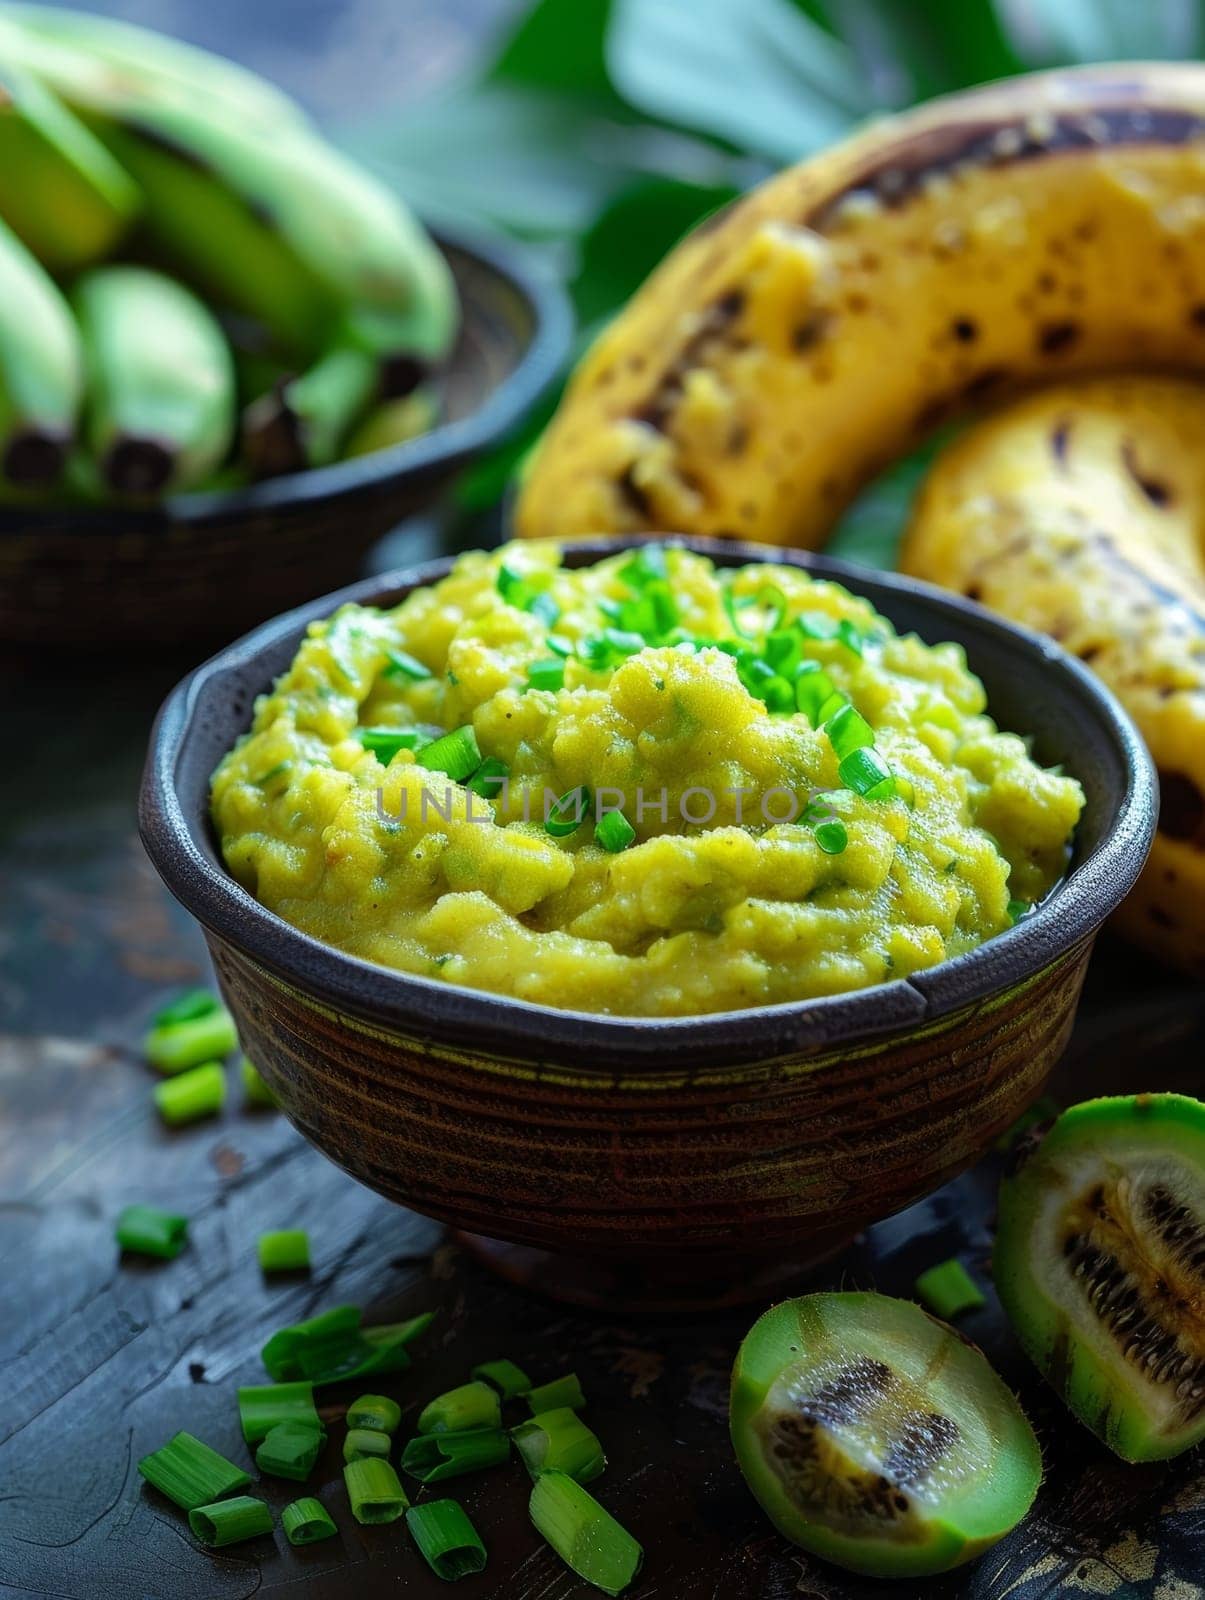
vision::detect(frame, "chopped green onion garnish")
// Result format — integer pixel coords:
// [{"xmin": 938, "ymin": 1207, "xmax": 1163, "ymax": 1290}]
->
[
  {"xmin": 263, "ymin": 1305, "xmax": 363, "ymax": 1381},
  {"xmin": 529, "ymin": 1472, "xmax": 643, "ymax": 1596},
  {"xmin": 1007, "ymin": 898, "xmax": 1030, "ymax": 924},
  {"xmin": 415, "ymin": 725, "xmax": 481, "ymax": 782},
  {"xmin": 824, "ymin": 703, "xmax": 874, "ymax": 760},
  {"xmin": 282, "ymin": 1496, "xmax": 337, "ymax": 1546},
  {"xmin": 594, "ymin": 811, "xmax": 635, "ymax": 853},
  {"xmin": 512, "ymin": 1407, "xmax": 606, "ymax": 1484},
  {"xmin": 255, "ymin": 1421, "xmax": 326, "ymax": 1482},
  {"xmin": 814, "ymin": 820, "xmax": 848, "ymax": 855},
  {"xmin": 838, "ymin": 747, "xmax": 897, "ymax": 800},
  {"xmin": 545, "ymin": 787, "xmax": 591, "ymax": 839},
  {"xmin": 153, "ymin": 1061, "xmax": 225, "ymax": 1126},
  {"xmin": 836, "ymin": 618, "xmax": 865, "ymax": 656},
  {"xmin": 347, "ymin": 1394, "xmax": 402, "ymax": 1434},
  {"xmin": 725, "ymin": 583, "xmax": 785, "ymax": 638},
  {"xmin": 579, "ymin": 629, "xmax": 645, "ymax": 670},
  {"xmin": 764, "ymin": 629, "xmax": 802, "ymax": 677},
  {"xmin": 138, "ymin": 1431, "xmax": 250, "ymax": 1510},
  {"xmin": 913, "ymin": 1258, "xmax": 987, "ymax": 1319},
  {"xmin": 401, "ymin": 1428, "xmax": 510, "ymax": 1484},
  {"xmin": 546, "ymin": 633, "xmax": 574, "ymax": 657},
  {"xmin": 797, "ymin": 611, "xmax": 839, "ymax": 642},
  {"xmin": 116, "ymin": 1204, "xmax": 188, "ymax": 1260},
  {"xmin": 152, "ymin": 989, "xmax": 219, "ymax": 1029},
  {"xmin": 238, "ymin": 1381, "xmax": 321, "ymax": 1444},
  {"xmin": 531, "ymin": 591, "xmax": 560, "ymax": 626},
  {"xmin": 357, "ymin": 726, "xmax": 428, "ymax": 761},
  {"xmin": 760, "ymin": 674, "xmax": 795, "ymax": 714},
  {"xmin": 467, "ymin": 757, "xmax": 509, "ymax": 799},
  {"xmin": 253, "ymin": 760, "xmax": 291, "ymax": 788},
  {"xmin": 471, "ymin": 1359, "xmax": 531, "ymax": 1399},
  {"xmin": 794, "ymin": 666, "xmax": 836, "ymax": 724},
  {"xmin": 240, "ymin": 1055, "xmax": 278, "ymax": 1108},
  {"xmin": 258, "ymin": 1230, "xmax": 310, "ymax": 1273},
  {"xmin": 344, "ymin": 1426, "xmax": 392, "ymax": 1463},
  {"xmin": 384, "ymin": 646, "xmax": 431, "ymax": 680},
  {"xmin": 406, "ymin": 1498, "xmax": 488, "ymax": 1581},
  {"xmin": 527, "ymin": 658, "xmax": 565, "ymax": 692},
  {"xmin": 644, "ymin": 578, "xmax": 678, "ymax": 634},
  {"xmin": 497, "ymin": 562, "xmax": 559, "ymax": 625},
  {"xmin": 525, "ymin": 1373, "xmax": 585, "ymax": 1415},
  {"xmin": 144, "ymin": 1008, "xmax": 237, "ymax": 1075},
  {"xmin": 344, "ymin": 1457, "xmax": 409, "ymax": 1524},
  {"xmin": 618, "ymin": 543, "xmax": 668, "ymax": 587},
  {"xmin": 189, "ymin": 1495, "xmax": 273, "ymax": 1548},
  {"xmin": 817, "ymin": 690, "xmax": 848, "ymax": 724},
  {"xmin": 418, "ymin": 1381, "xmax": 501, "ymax": 1435},
  {"xmin": 741, "ymin": 657, "xmax": 776, "ymax": 690}
]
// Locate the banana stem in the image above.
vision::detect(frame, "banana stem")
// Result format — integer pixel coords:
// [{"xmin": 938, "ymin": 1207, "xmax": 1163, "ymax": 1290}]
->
[{"xmin": 243, "ymin": 345, "xmax": 379, "ymax": 478}]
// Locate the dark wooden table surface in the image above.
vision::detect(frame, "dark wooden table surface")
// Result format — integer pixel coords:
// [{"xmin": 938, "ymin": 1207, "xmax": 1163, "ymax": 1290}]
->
[{"xmin": 2, "ymin": 502, "xmax": 1204, "ymax": 1600}]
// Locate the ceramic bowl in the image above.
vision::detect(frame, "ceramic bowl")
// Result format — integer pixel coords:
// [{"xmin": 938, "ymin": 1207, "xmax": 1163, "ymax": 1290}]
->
[
  {"xmin": 0, "ymin": 229, "xmax": 571, "ymax": 650},
  {"xmin": 140, "ymin": 536, "xmax": 1156, "ymax": 1309}
]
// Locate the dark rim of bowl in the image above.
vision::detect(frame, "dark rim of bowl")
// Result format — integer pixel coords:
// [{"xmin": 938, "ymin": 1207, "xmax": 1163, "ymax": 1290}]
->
[
  {"xmin": 141, "ymin": 535, "xmax": 1157, "ymax": 1064},
  {"xmin": 0, "ymin": 223, "xmax": 573, "ymax": 532}
]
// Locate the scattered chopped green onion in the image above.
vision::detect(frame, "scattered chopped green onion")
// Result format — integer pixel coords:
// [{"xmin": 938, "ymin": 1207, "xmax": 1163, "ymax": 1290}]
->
[
  {"xmin": 297, "ymin": 1314, "xmax": 432, "ymax": 1387},
  {"xmin": 497, "ymin": 563, "xmax": 559, "ymax": 625},
  {"xmin": 838, "ymin": 746, "xmax": 897, "ymax": 800},
  {"xmin": 282, "ymin": 1497, "xmax": 337, "ymax": 1546},
  {"xmin": 531, "ymin": 591, "xmax": 560, "ymax": 626},
  {"xmin": 824, "ymin": 703, "xmax": 874, "ymax": 760},
  {"xmin": 401, "ymin": 1428, "xmax": 510, "ymax": 1484},
  {"xmin": 914, "ymin": 1258, "xmax": 987, "ymax": 1320},
  {"xmin": 347, "ymin": 1394, "xmax": 402, "ymax": 1434},
  {"xmin": 344, "ymin": 1426, "xmax": 392, "ymax": 1463},
  {"xmin": 384, "ymin": 646, "xmax": 431, "ymax": 680},
  {"xmin": 527, "ymin": 658, "xmax": 565, "ymax": 692},
  {"xmin": 138, "ymin": 1431, "xmax": 250, "ymax": 1510},
  {"xmin": 263, "ymin": 1305, "xmax": 363, "ymax": 1381},
  {"xmin": 619, "ymin": 543, "xmax": 668, "ymax": 587},
  {"xmin": 529, "ymin": 1472, "xmax": 642, "ymax": 1597},
  {"xmin": 415, "ymin": 725, "xmax": 481, "ymax": 782},
  {"xmin": 406, "ymin": 1499, "xmax": 487, "ymax": 1581},
  {"xmin": 467, "ymin": 757, "xmax": 509, "ymax": 799},
  {"xmin": 144, "ymin": 1008, "xmax": 237, "ymax": 1075},
  {"xmin": 594, "ymin": 811, "xmax": 635, "ymax": 853},
  {"xmin": 240, "ymin": 1056, "xmax": 278, "ymax": 1108},
  {"xmin": 794, "ymin": 667, "xmax": 836, "ymax": 724},
  {"xmin": 344, "ymin": 1457, "xmax": 409, "ymax": 1524},
  {"xmin": 255, "ymin": 1421, "xmax": 326, "ymax": 1482},
  {"xmin": 525, "ymin": 1373, "xmax": 585, "ymax": 1415},
  {"xmin": 357, "ymin": 726, "xmax": 428, "ymax": 761},
  {"xmin": 471, "ymin": 1359, "xmax": 531, "ymax": 1399},
  {"xmin": 153, "ymin": 1061, "xmax": 225, "ymax": 1126},
  {"xmin": 797, "ymin": 611, "xmax": 839, "ymax": 642},
  {"xmin": 836, "ymin": 617, "xmax": 865, "ymax": 656},
  {"xmin": 546, "ymin": 633, "xmax": 574, "ymax": 657},
  {"xmin": 418, "ymin": 1382, "xmax": 501, "ymax": 1435},
  {"xmin": 258, "ymin": 1230, "xmax": 310, "ymax": 1273},
  {"xmin": 814, "ymin": 820, "xmax": 849, "ymax": 855},
  {"xmin": 238, "ymin": 1381, "xmax": 321, "ymax": 1445},
  {"xmin": 545, "ymin": 787, "xmax": 591, "ymax": 839},
  {"xmin": 189, "ymin": 1495, "xmax": 273, "ymax": 1548},
  {"xmin": 580, "ymin": 629, "xmax": 645, "ymax": 670},
  {"xmin": 152, "ymin": 989, "xmax": 219, "ymax": 1029},
  {"xmin": 759, "ymin": 674, "xmax": 795, "ymax": 714},
  {"xmin": 816, "ymin": 690, "xmax": 848, "ymax": 724},
  {"xmin": 116, "ymin": 1204, "xmax": 188, "ymax": 1260},
  {"xmin": 512, "ymin": 1407, "xmax": 606, "ymax": 1484}
]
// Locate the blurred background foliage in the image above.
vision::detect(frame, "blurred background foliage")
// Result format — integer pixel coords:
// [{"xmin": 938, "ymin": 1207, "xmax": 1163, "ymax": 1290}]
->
[{"xmin": 349, "ymin": 0, "xmax": 1205, "ymax": 555}]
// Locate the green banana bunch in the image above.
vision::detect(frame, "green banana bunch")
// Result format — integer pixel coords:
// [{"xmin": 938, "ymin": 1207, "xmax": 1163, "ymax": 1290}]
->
[
  {"xmin": 243, "ymin": 345, "xmax": 380, "ymax": 477},
  {"xmin": 0, "ymin": 214, "xmax": 81, "ymax": 487},
  {"xmin": 0, "ymin": 64, "xmax": 139, "ymax": 270},
  {"xmin": 73, "ymin": 266, "xmax": 235, "ymax": 495}
]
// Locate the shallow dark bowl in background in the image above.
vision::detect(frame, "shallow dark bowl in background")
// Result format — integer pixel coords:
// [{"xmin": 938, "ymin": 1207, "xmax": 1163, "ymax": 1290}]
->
[
  {"xmin": 140, "ymin": 537, "xmax": 1156, "ymax": 1309},
  {"xmin": 0, "ymin": 229, "xmax": 571, "ymax": 651}
]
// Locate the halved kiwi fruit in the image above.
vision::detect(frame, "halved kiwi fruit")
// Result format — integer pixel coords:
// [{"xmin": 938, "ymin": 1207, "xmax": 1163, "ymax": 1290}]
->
[
  {"xmin": 994, "ymin": 1092, "xmax": 1205, "ymax": 1462},
  {"xmin": 729, "ymin": 1292, "xmax": 1041, "ymax": 1578}
]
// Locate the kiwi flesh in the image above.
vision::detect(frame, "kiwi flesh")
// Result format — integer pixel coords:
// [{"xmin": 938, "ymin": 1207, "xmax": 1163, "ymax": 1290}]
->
[
  {"xmin": 729, "ymin": 1292, "xmax": 1042, "ymax": 1578},
  {"xmin": 994, "ymin": 1092, "xmax": 1205, "ymax": 1462}
]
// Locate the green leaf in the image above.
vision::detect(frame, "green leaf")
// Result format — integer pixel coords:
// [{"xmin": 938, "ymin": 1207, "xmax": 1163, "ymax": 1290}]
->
[
  {"xmin": 489, "ymin": 0, "xmax": 626, "ymax": 109},
  {"xmin": 825, "ymin": 434, "xmax": 955, "ymax": 572},
  {"xmin": 826, "ymin": 0, "xmax": 1022, "ymax": 105},
  {"xmin": 994, "ymin": 0, "xmax": 1203, "ymax": 63}
]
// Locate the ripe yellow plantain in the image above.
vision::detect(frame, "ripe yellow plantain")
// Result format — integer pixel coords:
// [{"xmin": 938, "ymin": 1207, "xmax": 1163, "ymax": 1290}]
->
[
  {"xmin": 517, "ymin": 63, "xmax": 1205, "ymax": 548},
  {"xmin": 901, "ymin": 376, "xmax": 1205, "ymax": 978}
]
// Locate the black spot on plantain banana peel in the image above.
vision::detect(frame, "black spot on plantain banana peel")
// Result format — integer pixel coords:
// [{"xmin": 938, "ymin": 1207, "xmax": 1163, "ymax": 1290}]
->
[
  {"xmin": 517, "ymin": 63, "xmax": 1205, "ymax": 547},
  {"xmin": 901, "ymin": 375, "xmax": 1205, "ymax": 978}
]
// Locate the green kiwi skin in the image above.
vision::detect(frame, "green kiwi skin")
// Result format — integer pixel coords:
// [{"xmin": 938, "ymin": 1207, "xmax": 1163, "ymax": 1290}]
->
[
  {"xmin": 729, "ymin": 1293, "xmax": 1042, "ymax": 1579},
  {"xmin": 994, "ymin": 1093, "xmax": 1205, "ymax": 1464}
]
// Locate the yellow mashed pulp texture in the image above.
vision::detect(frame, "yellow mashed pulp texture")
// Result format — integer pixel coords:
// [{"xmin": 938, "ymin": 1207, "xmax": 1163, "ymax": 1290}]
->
[{"xmin": 210, "ymin": 543, "xmax": 1084, "ymax": 1017}]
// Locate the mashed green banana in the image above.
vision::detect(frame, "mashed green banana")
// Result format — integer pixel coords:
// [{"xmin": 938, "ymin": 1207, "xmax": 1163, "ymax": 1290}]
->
[{"xmin": 210, "ymin": 543, "xmax": 1084, "ymax": 1017}]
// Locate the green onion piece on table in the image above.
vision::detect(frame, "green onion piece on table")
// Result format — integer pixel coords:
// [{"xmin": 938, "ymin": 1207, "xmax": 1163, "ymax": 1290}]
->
[
  {"xmin": 525, "ymin": 1373, "xmax": 585, "ymax": 1415},
  {"xmin": 406, "ymin": 1499, "xmax": 487, "ymax": 1581},
  {"xmin": 914, "ymin": 1258, "xmax": 987, "ymax": 1319},
  {"xmin": 526, "ymin": 658, "xmax": 564, "ymax": 692},
  {"xmin": 344, "ymin": 1457, "xmax": 409, "ymax": 1524},
  {"xmin": 152, "ymin": 989, "xmax": 220, "ymax": 1028},
  {"xmin": 188, "ymin": 1495, "xmax": 273, "ymax": 1548},
  {"xmin": 838, "ymin": 746, "xmax": 897, "ymax": 800},
  {"xmin": 116, "ymin": 1204, "xmax": 188, "ymax": 1260},
  {"xmin": 347, "ymin": 1394, "xmax": 402, "ymax": 1434},
  {"xmin": 282, "ymin": 1496, "xmax": 338, "ymax": 1546},
  {"xmin": 262, "ymin": 1306, "xmax": 363, "ymax": 1380},
  {"xmin": 384, "ymin": 647, "xmax": 431, "ymax": 680},
  {"xmin": 512, "ymin": 1407, "xmax": 606, "ymax": 1484},
  {"xmin": 418, "ymin": 1381, "xmax": 501, "ymax": 1435},
  {"xmin": 238, "ymin": 1381, "xmax": 321, "ymax": 1444},
  {"xmin": 240, "ymin": 1056, "xmax": 278, "ymax": 1108},
  {"xmin": 545, "ymin": 788, "xmax": 591, "ymax": 839},
  {"xmin": 258, "ymin": 1230, "xmax": 310, "ymax": 1273},
  {"xmin": 356, "ymin": 726, "xmax": 428, "ymax": 761},
  {"xmin": 137, "ymin": 1431, "xmax": 251, "ymax": 1510},
  {"xmin": 144, "ymin": 1008, "xmax": 238, "ymax": 1074},
  {"xmin": 471, "ymin": 1359, "xmax": 531, "ymax": 1400},
  {"xmin": 255, "ymin": 1421, "xmax": 326, "ymax": 1482},
  {"xmin": 824, "ymin": 703, "xmax": 874, "ymax": 761},
  {"xmin": 594, "ymin": 811, "xmax": 635, "ymax": 853},
  {"xmin": 813, "ymin": 820, "xmax": 849, "ymax": 856},
  {"xmin": 415, "ymin": 726, "xmax": 481, "ymax": 782},
  {"xmin": 344, "ymin": 1427, "xmax": 392, "ymax": 1463},
  {"xmin": 529, "ymin": 1472, "xmax": 642, "ymax": 1596},
  {"xmin": 153, "ymin": 1062, "xmax": 225, "ymax": 1126},
  {"xmin": 401, "ymin": 1428, "xmax": 510, "ymax": 1484}
]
